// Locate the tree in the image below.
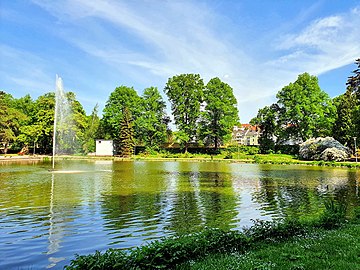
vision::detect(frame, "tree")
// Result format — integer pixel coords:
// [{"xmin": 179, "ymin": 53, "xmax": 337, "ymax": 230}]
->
[
  {"xmin": 251, "ymin": 104, "xmax": 279, "ymax": 153},
  {"xmin": 82, "ymin": 104, "xmax": 100, "ymax": 154},
  {"xmin": 200, "ymin": 77, "xmax": 239, "ymax": 150},
  {"xmin": 0, "ymin": 91, "xmax": 27, "ymax": 154},
  {"xmin": 102, "ymin": 86, "xmax": 141, "ymax": 141},
  {"xmin": 32, "ymin": 93, "xmax": 55, "ymax": 153},
  {"xmin": 136, "ymin": 87, "xmax": 170, "ymax": 148},
  {"xmin": 276, "ymin": 73, "xmax": 336, "ymax": 143},
  {"xmin": 346, "ymin": 58, "xmax": 360, "ymax": 98},
  {"xmin": 346, "ymin": 58, "xmax": 360, "ymax": 143},
  {"xmin": 164, "ymin": 74, "xmax": 204, "ymax": 152},
  {"xmin": 57, "ymin": 91, "xmax": 88, "ymax": 154},
  {"xmin": 118, "ymin": 107, "xmax": 134, "ymax": 157},
  {"xmin": 332, "ymin": 89, "xmax": 356, "ymax": 146}
]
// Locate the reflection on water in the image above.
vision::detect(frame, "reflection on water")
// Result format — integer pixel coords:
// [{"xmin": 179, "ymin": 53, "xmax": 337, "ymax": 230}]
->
[{"xmin": 0, "ymin": 160, "xmax": 359, "ymax": 269}]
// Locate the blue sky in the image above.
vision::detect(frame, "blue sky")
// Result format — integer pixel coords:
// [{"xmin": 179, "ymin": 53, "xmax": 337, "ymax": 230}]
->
[{"xmin": 1, "ymin": 0, "xmax": 360, "ymax": 123}]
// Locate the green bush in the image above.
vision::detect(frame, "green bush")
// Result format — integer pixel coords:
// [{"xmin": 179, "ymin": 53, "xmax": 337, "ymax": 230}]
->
[
  {"xmin": 319, "ymin": 199, "xmax": 348, "ymax": 229},
  {"xmin": 226, "ymin": 145, "xmax": 259, "ymax": 155}
]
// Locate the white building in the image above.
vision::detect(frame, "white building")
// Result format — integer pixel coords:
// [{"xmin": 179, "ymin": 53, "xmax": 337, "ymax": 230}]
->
[
  {"xmin": 95, "ymin": 140, "xmax": 114, "ymax": 156},
  {"xmin": 232, "ymin": 124, "xmax": 260, "ymax": 146}
]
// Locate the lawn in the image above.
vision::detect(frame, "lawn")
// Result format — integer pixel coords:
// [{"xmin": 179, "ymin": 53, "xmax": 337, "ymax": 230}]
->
[{"xmin": 178, "ymin": 223, "xmax": 360, "ymax": 270}]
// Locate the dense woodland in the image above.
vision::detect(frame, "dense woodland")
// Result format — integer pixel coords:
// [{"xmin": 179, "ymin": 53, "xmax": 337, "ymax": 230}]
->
[
  {"xmin": 0, "ymin": 75, "xmax": 239, "ymax": 155},
  {"xmin": 0, "ymin": 59, "xmax": 359, "ymax": 156}
]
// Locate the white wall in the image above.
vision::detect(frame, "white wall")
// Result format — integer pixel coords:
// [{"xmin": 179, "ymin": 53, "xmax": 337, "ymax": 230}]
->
[{"xmin": 95, "ymin": 140, "xmax": 114, "ymax": 156}]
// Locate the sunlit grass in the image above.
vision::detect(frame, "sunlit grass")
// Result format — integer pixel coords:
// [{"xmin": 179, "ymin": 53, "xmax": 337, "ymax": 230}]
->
[{"xmin": 179, "ymin": 223, "xmax": 360, "ymax": 270}]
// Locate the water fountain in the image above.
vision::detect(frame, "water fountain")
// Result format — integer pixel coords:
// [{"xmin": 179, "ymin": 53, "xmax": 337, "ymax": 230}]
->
[{"xmin": 52, "ymin": 75, "xmax": 72, "ymax": 170}]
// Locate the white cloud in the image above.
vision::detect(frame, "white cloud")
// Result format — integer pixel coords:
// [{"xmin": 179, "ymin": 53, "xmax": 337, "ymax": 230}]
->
[
  {"xmin": 0, "ymin": 45, "xmax": 54, "ymax": 95},
  {"xmin": 273, "ymin": 7, "xmax": 360, "ymax": 76},
  {"xmin": 28, "ymin": 1, "xmax": 360, "ymax": 122}
]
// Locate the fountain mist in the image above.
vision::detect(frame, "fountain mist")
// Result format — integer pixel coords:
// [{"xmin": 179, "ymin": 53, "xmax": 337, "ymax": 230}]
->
[{"xmin": 52, "ymin": 75, "xmax": 72, "ymax": 169}]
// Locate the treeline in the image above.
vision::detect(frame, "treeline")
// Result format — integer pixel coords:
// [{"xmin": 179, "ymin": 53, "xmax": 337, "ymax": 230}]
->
[
  {"xmin": 0, "ymin": 74, "xmax": 239, "ymax": 155},
  {"xmin": 251, "ymin": 59, "xmax": 360, "ymax": 153}
]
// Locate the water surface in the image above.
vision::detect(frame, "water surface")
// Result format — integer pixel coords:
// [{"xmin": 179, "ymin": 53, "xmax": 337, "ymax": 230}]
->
[{"xmin": 0, "ymin": 160, "xmax": 359, "ymax": 269}]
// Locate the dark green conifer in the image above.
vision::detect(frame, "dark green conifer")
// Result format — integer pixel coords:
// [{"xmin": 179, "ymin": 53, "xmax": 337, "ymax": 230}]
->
[{"xmin": 118, "ymin": 107, "xmax": 134, "ymax": 157}]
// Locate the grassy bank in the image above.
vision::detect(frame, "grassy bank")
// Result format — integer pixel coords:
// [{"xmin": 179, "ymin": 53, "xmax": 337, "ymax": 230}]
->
[
  {"xmin": 178, "ymin": 223, "xmax": 360, "ymax": 269},
  {"xmin": 64, "ymin": 201, "xmax": 360, "ymax": 269},
  {"xmin": 1, "ymin": 152, "xmax": 359, "ymax": 168},
  {"xmin": 134, "ymin": 152, "xmax": 360, "ymax": 168}
]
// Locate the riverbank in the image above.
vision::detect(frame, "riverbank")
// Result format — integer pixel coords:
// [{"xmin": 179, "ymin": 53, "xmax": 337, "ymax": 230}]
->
[
  {"xmin": 177, "ymin": 222, "xmax": 360, "ymax": 270},
  {"xmin": 64, "ymin": 202, "xmax": 360, "ymax": 269},
  {"xmin": 1, "ymin": 153, "xmax": 359, "ymax": 168}
]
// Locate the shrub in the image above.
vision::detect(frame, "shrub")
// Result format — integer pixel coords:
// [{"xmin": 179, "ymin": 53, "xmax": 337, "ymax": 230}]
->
[{"xmin": 319, "ymin": 199, "xmax": 348, "ymax": 229}]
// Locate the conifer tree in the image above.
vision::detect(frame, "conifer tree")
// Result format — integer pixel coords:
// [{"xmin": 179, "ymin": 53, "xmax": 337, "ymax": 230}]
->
[{"xmin": 118, "ymin": 107, "xmax": 134, "ymax": 157}]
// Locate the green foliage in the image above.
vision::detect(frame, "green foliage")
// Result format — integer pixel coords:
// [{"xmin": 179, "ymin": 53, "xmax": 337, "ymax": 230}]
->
[
  {"xmin": 32, "ymin": 92, "xmax": 55, "ymax": 153},
  {"xmin": 136, "ymin": 87, "xmax": 169, "ymax": 147},
  {"xmin": 0, "ymin": 91, "xmax": 27, "ymax": 153},
  {"xmin": 276, "ymin": 73, "xmax": 336, "ymax": 142},
  {"xmin": 200, "ymin": 77, "xmax": 239, "ymax": 150},
  {"xmin": 346, "ymin": 58, "xmax": 360, "ymax": 99},
  {"xmin": 56, "ymin": 91, "xmax": 88, "ymax": 154},
  {"xmin": 65, "ymin": 228, "xmax": 250, "ymax": 269},
  {"xmin": 332, "ymin": 89, "xmax": 357, "ymax": 147},
  {"xmin": 164, "ymin": 74, "xmax": 204, "ymax": 152},
  {"xmin": 319, "ymin": 199, "xmax": 348, "ymax": 229},
  {"xmin": 118, "ymin": 107, "xmax": 135, "ymax": 157},
  {"xmin": 82, "ymin": 104, "xmax": 100, "ymax": 154},
  {"xmin": 64, "ymin": 249, "xmax": 129, "ymax": 270},
  {"xmin": 226, "ymin": 145, "xmax": 259, "ymax": 155},
  {"xmin": 65, "ymin": 198, "xmax": 351, "ymax": 270},
  {"xmin": 183, "ymin": 223, "xmax": 360, "ymax": 270},
  {"xmin": 250, "ymin": 104, "xmax": 278, "ymax": 153},
  {"xmin": 102, "ymin": 86, "xmax": 141, "ymax": 141}
]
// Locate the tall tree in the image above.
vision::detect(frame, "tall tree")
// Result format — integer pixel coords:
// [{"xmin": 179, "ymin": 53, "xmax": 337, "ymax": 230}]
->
[
  {"xmin": 102, "ymin": 86, "xmax": 141, "ymax": 141},
  {"xmin": 251, "ymin": 104, "xmax": 280, "ymax": 153},
  {"xmin": 118, "ymin": 107, "xmax": 134, "ymax": 157},
  {"xmin": 332, "ymin": 89, "xmax": 356, "ymax": 146},
  {"xmin": 346, "ymin": 58, "xmax": 360, "ymax": 98},
  {"xmin": 32, "ymin": 93, "xmax": 55, "ymax": 153},
  {"xmin": 12, "ymin": 94, "xmax": 38, "ymax": 153},
  {"xmin": 346, "ymin": 58, "xmax": 360, "ymax": 144},
  {"xmin": 200, "ymin": 77, "xmax": 239, "ymax": 150},
  {"xmin": 136, "ymin": 87, "xmax": 170, "ymax": 148},
  {"xmin": 164, "ymin": 74, "xmax": 204, "ymax": 152},
  {"xmin": 276, "ymin": 73, "xmax": 336, "ymax": 143},
  {"xmin": 0, "ymin": 91, "xmax": 27, "ymax": 153},
  {"xmin": 82, "ymin": 104, "xmax": 100, "ymax": 154}
]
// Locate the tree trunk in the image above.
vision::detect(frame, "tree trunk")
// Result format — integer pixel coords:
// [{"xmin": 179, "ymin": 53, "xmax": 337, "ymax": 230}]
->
[
  {"xmin": 214, "ymin": 136, "xmax": 218, "ymax": 150},
  {"xmin": 184, "ymin": 142, "xmax": 188, "ymax": 153}
]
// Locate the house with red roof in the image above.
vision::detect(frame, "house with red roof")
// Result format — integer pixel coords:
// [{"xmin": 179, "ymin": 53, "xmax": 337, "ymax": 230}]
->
[{"xmin": 232, "ymin": 124, "xmax": 260, "ymax": 145}]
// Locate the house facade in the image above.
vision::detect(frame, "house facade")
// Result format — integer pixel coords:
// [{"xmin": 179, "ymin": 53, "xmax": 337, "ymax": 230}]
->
[{"xmin": 232, "ymin": 124, "xmax": 260, "ymax": 146}]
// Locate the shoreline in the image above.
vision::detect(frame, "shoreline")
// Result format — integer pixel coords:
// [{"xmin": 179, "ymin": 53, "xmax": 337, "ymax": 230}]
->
[{"xmin": 0, "ymin": 154, "xmax": 359, "ymax": 168}]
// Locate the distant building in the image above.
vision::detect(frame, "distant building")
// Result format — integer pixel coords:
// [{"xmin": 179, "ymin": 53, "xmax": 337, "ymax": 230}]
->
[
  {"xmin": 95, "ymin": 139, "xmax": 115, "ymax": 156},
  {"xmin": 232, "ymin": 124, "xmax": 260, "ymax": 146}
]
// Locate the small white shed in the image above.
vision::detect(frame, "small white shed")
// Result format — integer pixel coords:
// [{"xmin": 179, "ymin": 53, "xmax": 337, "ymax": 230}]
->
[{"xmin": 95, "ymin": 139, "xmax": 114, "ymax": 156}]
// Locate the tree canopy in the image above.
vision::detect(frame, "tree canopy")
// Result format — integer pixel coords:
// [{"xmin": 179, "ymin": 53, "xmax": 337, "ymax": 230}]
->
[
  {"xmin": 276, "ymin": 73, "xmax": 336, "ymax": 143},
  {"xmin": 164, "ymin": 74, "xmax": 204, "ymax": 152},
  {"xmin": 200, "ymin": 77, "xmax": 239, "ymax": 150}
]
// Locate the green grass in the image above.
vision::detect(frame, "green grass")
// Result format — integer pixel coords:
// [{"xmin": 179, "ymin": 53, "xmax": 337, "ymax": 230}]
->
[{"xmin": 178, "ymin": 223, "xmax": 360, "ymax": 270}]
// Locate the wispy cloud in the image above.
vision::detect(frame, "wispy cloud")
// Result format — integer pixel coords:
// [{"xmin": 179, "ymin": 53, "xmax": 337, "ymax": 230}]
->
[
  {"xmin": 0, "ymin": 45, "xmax": 54, "ymax": 95},
  {"xmin": 11, "ymin": 1, "xmax": 360, "ymax": 121},
  {"xmin": 272, "ymin": 7, "xmax": 360, "ymax": 75}
]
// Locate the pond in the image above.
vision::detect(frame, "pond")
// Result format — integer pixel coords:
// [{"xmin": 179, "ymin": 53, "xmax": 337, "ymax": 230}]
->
[{"xmin": 0, "ymin": 160, "xmax": 359, "ymax": 269}]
